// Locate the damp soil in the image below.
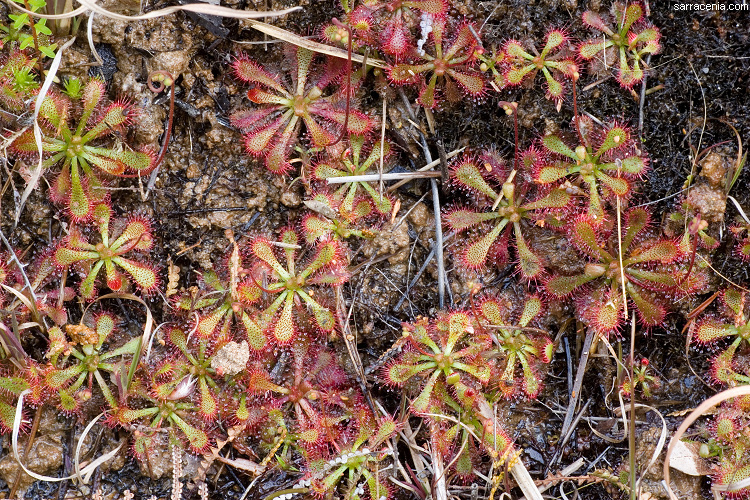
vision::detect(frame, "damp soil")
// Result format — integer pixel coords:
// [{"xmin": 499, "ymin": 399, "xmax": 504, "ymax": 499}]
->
[{"xmin": 1, "ymin": 0, "xmax": 749, "ymax": 499}]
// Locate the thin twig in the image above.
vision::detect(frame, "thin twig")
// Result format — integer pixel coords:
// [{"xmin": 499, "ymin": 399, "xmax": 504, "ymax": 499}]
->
[{"xmin": 326, "ymin": 171, "xmax": 441, "ymax": 184}]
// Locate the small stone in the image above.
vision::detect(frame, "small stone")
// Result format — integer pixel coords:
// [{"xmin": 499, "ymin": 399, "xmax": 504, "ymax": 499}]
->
[{"xmin": 210, "ymin": 340, "xmax": 250, "ymax": 376}]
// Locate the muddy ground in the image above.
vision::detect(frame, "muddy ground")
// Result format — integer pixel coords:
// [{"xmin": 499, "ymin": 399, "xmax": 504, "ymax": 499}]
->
[{"xmin": 1, "ymin": 0, "xmax": 749, "ymax": 499}]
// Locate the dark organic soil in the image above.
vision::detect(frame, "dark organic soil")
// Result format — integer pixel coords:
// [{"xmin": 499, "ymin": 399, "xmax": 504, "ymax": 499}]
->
[{"xmin": 1, "ymin": 0, "xmax": 749, "ymax": 499}]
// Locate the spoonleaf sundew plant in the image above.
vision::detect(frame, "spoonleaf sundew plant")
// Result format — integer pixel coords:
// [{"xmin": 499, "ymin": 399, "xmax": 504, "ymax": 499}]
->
[
  {"xmin": 231, "ymin": 46, "xmax": 374, "ymax": 174},
  {"xmin": 11, "ymin": 79, "xmax": 154, "ymax": 220}
]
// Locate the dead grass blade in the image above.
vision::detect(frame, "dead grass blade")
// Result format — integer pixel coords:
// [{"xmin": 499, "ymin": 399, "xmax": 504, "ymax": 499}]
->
[
  {"xmin": 245, "ymin": 20, "xmax": 386, "ymax": 68},
  {"xmin": 12, "ymin": 392, "xmax": 122, "ymax": 482},
  {"xmin": 94, "ymin": 292, "xmax": 154, "ymax": 393},
  {"xmin": 3, "ymin": 0, "xmax": 301, "ymax": 21},
  {"xmin": 75, "ymin": 412, "xmax": 125, "ymax": 483},
  {"xmin": 663, "ymin": 385, "xmax": 750, "ymax": 500}
]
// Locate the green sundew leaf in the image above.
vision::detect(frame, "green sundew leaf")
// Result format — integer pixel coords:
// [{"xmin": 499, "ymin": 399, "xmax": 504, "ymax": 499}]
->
[
  {"xmin": 627, "ymin": 284, "xmax": 666, "ymax": 326},
  {"xmin": 626, "ymin": 266, "xmax": 678, "ymax": 287},
  {"xmin": 303, "ymin": 113, "xmax": 337, "ymax": 147},
  {"xmin": 199, "ymin": 378, "xmax": 217, "ymax": 418},
  {"xmin": 0, "ymin": 376, "xmax": 28, "ymax": 396},
  {"xmin": 479, "ymin": 299, "xmax": 506, "ymax": 325},
  {"xmin": 303, "ymin": 215, "xmax": 333, "ymax": 242},
  {"xmin": 619, "ymin": 52, "xmax": 642, "ymax": 87},
  {"xmin": 572, "ymin": 218, "xmax": 612, "ymax": 261},
  {"xmin": 601, "ymin": 156, "xmax": 646, "ymax": 175},
  {"xmin": 696, "ymin": 320, "xmax": 736, "ymax": 343},
  {"xmin": 387, "ymin": 361, "xmax": 435, "ymax": 384},
  {"xmin": 98, "ymin": 149, "xmax": 154, "ymax": 172},
  {"xmin": 314, "ymin": 161, "xmax": 346, "ymax": 179},
  {"xmin": 723, "ymin": 288, "xmax": 745, "ymax": 317},
  {"xmin": 579, "ymin": 39, "xmax": 608, "ymax": 60},
  {"xmin": 518, "ymin": 355, "xmax": 541, "ymax": 398},
  {"xmin": 419, "ymin": 72, "xmax": 439, "ymax": 109},
  {"xmin": 239, "ymin": 311, "xmax": 267, "ymax": 351},
  {"xmin": 169, "ymin": 412, "xmax": 209, "ymax": 452},
  {"xmin": 711, "ymin": 346, "xmax": 737, "ymax": 385},
  {"xmin": 627, "ymin": 241, "xmax": 679, "ymax": 265},
  {"xmin": 462, "ymin": 218, "xmax": 509, "ymax": 268},
  {"xmin": 273, "ymin": 293, "xmax": 295, "ymax": 343},
  {"xmin": 54, "ymin": 246, "xmax": 98, "ymax": 266},
  {"xmin": 201, "ymin": 270, "xmax": 224, "ymax": 292},
  {"xmin": 445, "ymin": 209, "xmax": 500, "ymax": 231},
  {"xmin": 622, "ymin": 208, "xmax": 649, "ymax": 251},
  {"xmin": 618, "ymin": 3, "xmax": 643, "ymax": 35},
  {"xmin": 294, "ymin": 47, "xmax": 314, "ymax": 95},
  {"xmin": 388, "ymin": 62, "xmax": 433, "ymax": 83},
  {"xmin": 299, "ymin": 290, "xmax": 336, "ymax": 331},
  {"xmin": 339, "ymin": 182, "xmax": 358, "ymax": 217},
  {"xmin": 360, "ymin": 137, "xmax": 389, "ymax": 171},
  {"xmin": 523, "ymin": 187, "xmax": 570, "ymax": 210},
  {"xmin": 542, "ymin": 134, "xmax": 578, "ymax": 160},
  {"xmin": 371, "ymin": 417, "xmax": 398, "ymax": 448},
  {"xmin": 453, "ymin": 361, "xmax": 491, "ymax": 383},
  {"xmin": 595, "ymin": 127, "xmax": 629, "ymax": 157},
  {"xmin": 541, "ymin": 67, "xmax": 563, "ymax": 99},
  {"xmin": 505, "ymin": 40, "xmax": 531, "ymax": 60},
  {"xmin": 454, "ymin": 439, "xmax": 474, "ymax": 477},
  {"xmin": 596, "ymin": 170, "xmax": 629, "ymax": 196},
  {"xmin": 301, "ymin": 241, "xmax": 338, "ymax": 279},
  {"xmin": 251, "ymin": 239, "xmax": 290, "ymax": 279},
  {"xmin": 360, "ymin": 181, "xmax": 393, "ymax": 215},
  {"xmin": 198, "ymin": 304, "xmax": 228, "ymax": 338},
  {"xmin": 448, "ymin": 69, "xmax": 485, "ymax": 96},
  {"xmin": 542, "ymin": 30, "xmax": 566, "ymax": 56},
  {"xmin": 506, "ymin": 64, "xmax": 536, "ymax": 85},
  {"xmin": 445, "ymin": 312, "xmax": 471, "ymax": 353},
  {"xmin": 45, "ymin": 364, "xmax": 84, "ymax": 389},
  {"xmin": 452, "ymin": 160, "xmax": 498, "ymax": 199},
  {"xmin": 68, "ymin": 160, "xmax": 92, "ymax": 220},
  {"xmin": 409, "ymin": 322, "xmax": 440, "ymax": 353},
  {"xmin": 168, "ymin": 327, "xmax": 189, "ymax": 354},
  {"xmin": 411, "ymin": 370, "xmax": 441, "ymax": 414},
  {"xmin": 518, "ymin": 296, "xmax": 543, "ymax": 327},
  {"xmin": 535, "ymin": 164, "xmax": 570, "ymax": 185},
  {"xmin": 633, "ymin": 27, "xmax": 660, "ymax": 46},
  {"xmin": 80, "ymin": 261, "xmax": 104, "ymax": 299},
  {"xmin": 546, "ymin": 273, "xmax": 596, "ymax": 297},
  {"xmin": 515, "ymin": 225, "xmax": 543, "ymax": 279},
  {"xmin": 58, "ymin": 390, "xmax": 79, "ymax": 412},
  {"xmin": 317, "ymin": 464, "xmax": 348, "ymax": 494},
  {"xmin": 113, "ymin": 257, "xmax": 157, "ymax": 291}
]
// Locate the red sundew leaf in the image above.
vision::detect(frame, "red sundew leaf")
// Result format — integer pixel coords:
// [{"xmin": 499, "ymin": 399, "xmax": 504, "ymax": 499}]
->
[
  {"xmin": 629, "ymin": 285, "xmax": 666, "ymax": 326},
  {"xmin": 233, "ymin": 56, "xmax": 287, "ymax": 95}
]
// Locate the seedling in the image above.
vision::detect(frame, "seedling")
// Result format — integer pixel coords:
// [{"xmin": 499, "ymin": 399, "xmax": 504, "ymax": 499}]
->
[
  {"xmin": 579, "ymin": 1, "xmax": 662, "ymax": 88},
  {"xmin": 388, "ymin": 19, "xmax": 484, "ymax": 108}
]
